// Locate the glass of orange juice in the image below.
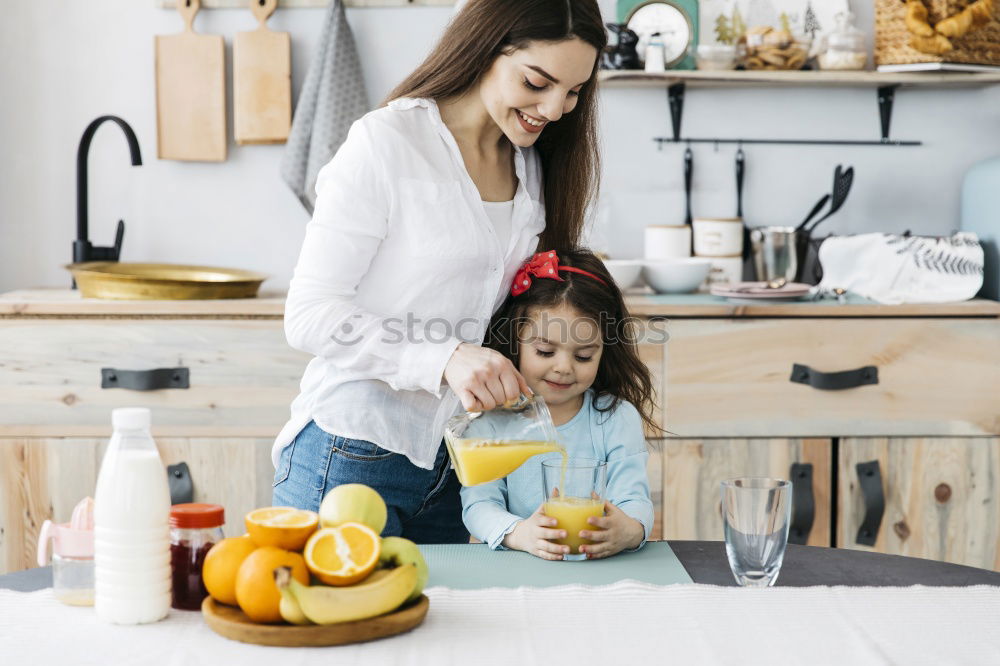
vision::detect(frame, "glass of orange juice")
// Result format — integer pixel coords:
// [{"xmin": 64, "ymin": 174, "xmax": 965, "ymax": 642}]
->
[{"xmin": 542, "ymin": 458, "xmax": 607, "ymax": 561}]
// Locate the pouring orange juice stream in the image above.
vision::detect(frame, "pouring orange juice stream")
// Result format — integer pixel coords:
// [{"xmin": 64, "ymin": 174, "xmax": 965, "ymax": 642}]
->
[{"xmin": 445, "ymin": 394, "xmax": 602, "ymax": 554}]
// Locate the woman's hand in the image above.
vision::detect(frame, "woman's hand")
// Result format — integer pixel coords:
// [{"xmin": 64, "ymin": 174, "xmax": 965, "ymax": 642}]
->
[
  {"xmin": 578, "ymin": 501, "xmax": 645, "ymax": 559},
  {"xmin": 444, "ymin": 343, "xmax": 532, "ymax": 411},
  {"xmin": 502, "ymin": 505, "xmax": 569, "ymax": 561}
]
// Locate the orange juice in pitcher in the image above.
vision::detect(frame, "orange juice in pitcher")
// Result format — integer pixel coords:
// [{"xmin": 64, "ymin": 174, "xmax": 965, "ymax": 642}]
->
[{"xmin": 445, "ymin": 394, "xmax": 564, "ymax": 487}]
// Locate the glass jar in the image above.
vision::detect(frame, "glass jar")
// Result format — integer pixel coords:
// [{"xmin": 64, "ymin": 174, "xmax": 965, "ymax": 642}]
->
[
  {"xmin": 817, "ymin": 12, "xmax": 867, "ymax": 71},
  {"xmin": 740, "ymin": 25, "xmax": 811, "ymax": 70},
  {"xmin": 169, "ymin": 503, "xmax": 224, "ymax": 610}
]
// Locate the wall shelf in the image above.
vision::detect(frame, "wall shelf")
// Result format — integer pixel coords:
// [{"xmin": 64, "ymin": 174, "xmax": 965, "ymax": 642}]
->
[
  {"xmin": 597, "ymin": 69, "xmax": 1000, "ymax": 89},
  {"xmin": 598, "ymin": 69, "xmax": 1000, "ymax": 148}
]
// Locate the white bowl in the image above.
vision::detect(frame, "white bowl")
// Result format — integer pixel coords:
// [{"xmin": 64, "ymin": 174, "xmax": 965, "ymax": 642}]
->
[
  {"xmin": 602, "ymin": 260, "xmax": 644, "ymax": 289},
  {"xmin": 642, "ymin": 259, "xmax": 713, "ymax": 294}
]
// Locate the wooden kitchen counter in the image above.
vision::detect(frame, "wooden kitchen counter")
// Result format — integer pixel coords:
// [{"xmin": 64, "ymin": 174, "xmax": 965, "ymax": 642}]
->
[{"xmin": 3, "ymin": 288, "xmax": 999, "ymax": 319}]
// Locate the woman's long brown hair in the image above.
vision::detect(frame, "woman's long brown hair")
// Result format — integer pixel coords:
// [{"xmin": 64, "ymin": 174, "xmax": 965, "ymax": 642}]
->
[
  {"xmin": 485, "ymin": 249, "xmax": 664, "ymax": 437},
  {"xmin": 381, "ymin": 0, "xmax": 606, "ymax": 252}
]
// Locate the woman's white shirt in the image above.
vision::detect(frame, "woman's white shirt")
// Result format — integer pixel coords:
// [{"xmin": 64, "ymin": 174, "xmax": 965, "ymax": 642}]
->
[
  {"xmin": 481, "ymin": 198, "xmax": 515, "ymax": 305},
  {"xmin": 274, "ymin": 97, "xmax": 546, "ymax": 470}
]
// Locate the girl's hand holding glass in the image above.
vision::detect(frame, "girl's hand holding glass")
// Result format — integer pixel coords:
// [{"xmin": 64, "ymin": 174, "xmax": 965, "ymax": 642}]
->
[
  {"xmin": 578, "ymin": 501, "xmax": 644, "ymax": 559},
  {"xmin": 503, "ymin": 504, "xmax": 570, "ymax": 561}
]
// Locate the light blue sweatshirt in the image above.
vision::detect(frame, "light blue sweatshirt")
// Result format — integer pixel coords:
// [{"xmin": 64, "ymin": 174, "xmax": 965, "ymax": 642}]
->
[{"xmin": 460, "ymin": 389, "xmax": 654, "ymax": 550}]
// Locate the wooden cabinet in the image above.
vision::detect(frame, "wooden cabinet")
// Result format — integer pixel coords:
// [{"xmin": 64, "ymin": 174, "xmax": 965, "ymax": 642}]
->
[
  {"xmin": 838, "ymin": 437, "xmax": 1000, "ymax": 570},
  {"xmin": 2, "ymin": 290, "xmax": 999, "ymax": 573},
  {"xmin": 0, "ymin": 436, "xmax": 276, "ymax": 573},
  {"xmin": 647, "ymin": 298, "xmax": 1000, "ymax": 570},
  {"xmin": 0, "ymin": 291, "xmax": 296, "ymax": 574}
]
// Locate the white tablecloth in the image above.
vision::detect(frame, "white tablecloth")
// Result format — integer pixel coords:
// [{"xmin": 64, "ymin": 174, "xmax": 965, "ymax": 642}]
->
[{"xmin": 2, "ymin": 583, "xmax": 999, "ymax": 665}]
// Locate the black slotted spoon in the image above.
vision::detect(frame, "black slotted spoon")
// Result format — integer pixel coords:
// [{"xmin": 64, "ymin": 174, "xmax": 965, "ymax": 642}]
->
[{"xmin": 806, "ymin": 166, "xmax": 854, "ymax": 235}]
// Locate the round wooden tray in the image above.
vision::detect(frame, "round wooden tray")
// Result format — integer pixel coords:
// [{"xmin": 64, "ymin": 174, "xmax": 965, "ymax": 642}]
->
[{"xmin": 201, "ymin": 595, "xmax": 430, "ymax": 647}]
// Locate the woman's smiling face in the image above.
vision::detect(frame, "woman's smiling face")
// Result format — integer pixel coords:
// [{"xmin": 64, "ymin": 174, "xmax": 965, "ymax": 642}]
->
[{"xmin": 478, "ymin": 38, "xmax": 598, "ymax": 147}]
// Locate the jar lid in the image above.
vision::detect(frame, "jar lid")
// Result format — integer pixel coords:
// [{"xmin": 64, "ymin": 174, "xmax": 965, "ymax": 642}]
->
[{"xmin": 170, "ymin": 503, "xmax": 225, "ymax": 529}]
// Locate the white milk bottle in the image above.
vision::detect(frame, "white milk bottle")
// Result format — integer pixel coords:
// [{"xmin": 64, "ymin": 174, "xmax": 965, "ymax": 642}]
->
[{"xmin": 94, "ymin": 407, "xmax": 172, "ymax": 624}]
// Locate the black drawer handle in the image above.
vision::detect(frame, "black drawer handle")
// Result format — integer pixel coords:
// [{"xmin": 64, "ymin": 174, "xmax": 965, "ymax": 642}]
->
[
  {"xmin": 856, "ymin": 460, "xmax": 885, "ymax": 547},
  {"xmin": 101, "ymin": 367, "xmax": 190, "ymax": 391},
  {"xmin": 167, "ymin": 462, "xmax": 194, "ymax": 505},
  {"xmin": 788, "ymin": 463, "xmax": 814, "ymax": 545},
  {"xmin": 790, "ymin": 363, "xmax": 878, "ymax": 391}
]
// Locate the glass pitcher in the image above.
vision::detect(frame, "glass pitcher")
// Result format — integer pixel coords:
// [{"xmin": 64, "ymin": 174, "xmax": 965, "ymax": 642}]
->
[{"xmin": 445, "ymin": 394, "xmax": 563, "ymax": 486}]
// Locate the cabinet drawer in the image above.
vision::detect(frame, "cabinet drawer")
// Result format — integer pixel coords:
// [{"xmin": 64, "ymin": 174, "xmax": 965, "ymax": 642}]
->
[
  {"xmin": 0, "ymin": 320, "xmax": 309, "ymax": 435},
  {"xmin": 665, "ymin": 319, "xmax": 1000, "ymax": 438}
]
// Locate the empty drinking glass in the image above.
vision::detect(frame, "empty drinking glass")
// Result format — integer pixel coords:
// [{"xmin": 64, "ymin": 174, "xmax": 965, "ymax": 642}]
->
[{"xmin": 721, "ymin": 478, "xmax": 792, "ymax": 587}]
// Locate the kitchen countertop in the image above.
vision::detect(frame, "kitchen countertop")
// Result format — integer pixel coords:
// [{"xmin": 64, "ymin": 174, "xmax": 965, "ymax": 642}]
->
[{"xmin": 2, "ymin": 289, "xmax": 999, "ymax": 319}]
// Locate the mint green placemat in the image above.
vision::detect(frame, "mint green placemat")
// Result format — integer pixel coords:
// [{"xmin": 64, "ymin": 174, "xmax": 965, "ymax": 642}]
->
[{"xmin": 422, "ymin": 542, "xmax": 692, "ymax": 589}]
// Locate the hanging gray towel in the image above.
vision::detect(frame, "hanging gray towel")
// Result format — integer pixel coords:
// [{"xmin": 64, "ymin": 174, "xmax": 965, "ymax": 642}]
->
[{"xmin": 281, "ymin": 0, "xmax": 369, "ymax": 214}]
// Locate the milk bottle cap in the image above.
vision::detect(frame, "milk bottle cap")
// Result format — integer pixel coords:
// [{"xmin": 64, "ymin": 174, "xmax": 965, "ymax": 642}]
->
[{"xmin": 112, "ymin": 407, "xmax": 151, "ymax": 430}]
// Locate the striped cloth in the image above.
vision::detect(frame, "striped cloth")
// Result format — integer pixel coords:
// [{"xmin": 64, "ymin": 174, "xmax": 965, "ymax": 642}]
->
[{"xmin": 1, "ymin": 583, "xmax": 998, "ymax": 664}]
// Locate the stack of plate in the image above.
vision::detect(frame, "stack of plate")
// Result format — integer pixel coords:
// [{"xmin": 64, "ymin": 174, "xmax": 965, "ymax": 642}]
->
[{"xmin": 710, "ymin": 281, "xmax": 812, "ymax": 301}]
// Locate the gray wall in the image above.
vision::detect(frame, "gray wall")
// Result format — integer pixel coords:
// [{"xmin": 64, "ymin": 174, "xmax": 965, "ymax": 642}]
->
[{"xmin": 2, "ymin": 0, "xmax": 999, "ymax": 292}]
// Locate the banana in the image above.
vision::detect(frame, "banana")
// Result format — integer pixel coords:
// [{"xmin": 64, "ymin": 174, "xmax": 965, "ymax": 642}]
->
[
  {"xmin": 274, "ymin": 564, "xmax": 418, "ymax": 626},
  {"xmin": 277, "ymin": 587, "xmax": 312, "ymax": 625}
]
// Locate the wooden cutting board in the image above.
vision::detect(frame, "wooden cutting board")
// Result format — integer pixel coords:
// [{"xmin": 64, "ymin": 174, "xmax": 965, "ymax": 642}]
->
[
  {"xmin": 155, "ymin": 0, "xmax": 227, "ymax": 162},
  {"xmin": 201, "ymin": 595, "xmax": 430, "ymax": 647},
  {"xmin": 234, "ymin": 0, "xmax": 292, "ymax": 145}
]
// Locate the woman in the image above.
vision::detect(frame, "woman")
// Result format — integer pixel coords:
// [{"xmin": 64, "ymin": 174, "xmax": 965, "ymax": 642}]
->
[{"xmin": 272, "ymin": 0, "xmax": 607, "ymax": 544}]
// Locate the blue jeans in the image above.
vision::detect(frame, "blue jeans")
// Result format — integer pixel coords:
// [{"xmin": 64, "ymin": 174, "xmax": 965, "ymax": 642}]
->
[{"xmin": 271, "ymin": 421, "xmax": 469, "ymax": 544}]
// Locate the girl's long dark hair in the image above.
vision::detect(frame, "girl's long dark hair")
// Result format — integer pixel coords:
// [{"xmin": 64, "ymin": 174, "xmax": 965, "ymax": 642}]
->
[
  {"xmin": 381, "ymin": 0, "xmax": 606, "ymax": 253},
  {"xmin": 486, "ymin": 249, "xmax": 663, "ymax": 436}
]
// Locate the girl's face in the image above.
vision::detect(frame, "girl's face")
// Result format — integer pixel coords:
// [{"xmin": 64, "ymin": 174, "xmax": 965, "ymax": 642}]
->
[
  {"xmin": 479, "ymin": 37, "xmax": 598, "ymax": 147},
  {"xmin": 517, "ymin": 303, "xmax": 604, "ymax": 412}
]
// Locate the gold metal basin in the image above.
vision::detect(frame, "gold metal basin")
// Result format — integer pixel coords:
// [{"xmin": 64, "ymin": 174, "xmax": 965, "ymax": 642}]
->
[{"xmin": 66, "ymin": 262, "xmax": 268, "ymax": 300}]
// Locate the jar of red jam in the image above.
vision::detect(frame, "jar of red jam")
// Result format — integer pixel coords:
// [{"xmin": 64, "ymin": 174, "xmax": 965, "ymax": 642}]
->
[{"xmin": 169, "ymin": 503, "xmax": 224, "ymax": 610}]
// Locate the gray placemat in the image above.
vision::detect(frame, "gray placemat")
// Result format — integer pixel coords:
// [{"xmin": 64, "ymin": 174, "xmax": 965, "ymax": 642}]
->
[{"xmin": 423, "ymin": 541, "xmax": 692, "ymax": 589}]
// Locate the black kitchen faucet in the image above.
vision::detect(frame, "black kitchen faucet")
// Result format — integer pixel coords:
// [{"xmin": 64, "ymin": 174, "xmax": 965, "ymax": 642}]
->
[{"xmin": 72, "ymin": 115, "xmax": 142, "ymax": 285}]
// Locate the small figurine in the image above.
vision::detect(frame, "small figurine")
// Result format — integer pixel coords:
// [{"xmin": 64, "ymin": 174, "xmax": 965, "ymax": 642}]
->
[{"xmin": 601, "ymin": 23, "xmax": 641, "ymax": 70}]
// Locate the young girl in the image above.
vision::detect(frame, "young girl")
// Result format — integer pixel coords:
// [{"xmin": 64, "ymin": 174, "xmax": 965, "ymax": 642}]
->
[{"xmin": 461, "ymin": 249, "xmax": 661, "ymax": 560}]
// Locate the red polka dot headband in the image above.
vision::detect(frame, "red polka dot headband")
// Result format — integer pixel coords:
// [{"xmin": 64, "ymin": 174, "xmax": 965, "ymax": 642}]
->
[{"xmin": 510, "ymin": 250, "xmax": 608, "ymax": 297}]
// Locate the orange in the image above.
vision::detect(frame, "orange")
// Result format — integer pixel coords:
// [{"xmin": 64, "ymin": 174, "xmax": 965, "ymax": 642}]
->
[
  {"xmin": 245, "ymin": 507, "xmax": 319, "ymax": 550},
  {"xmin": 235, "ymin": 546, "xmax": 309, "ymax": 624},
  {"xmin": 202, "ymin": 535, "xmax": 257, "ymax": 606},
  {"xmin": 303, "ymin": 523, "xmax": 381, "ymax": 586}
]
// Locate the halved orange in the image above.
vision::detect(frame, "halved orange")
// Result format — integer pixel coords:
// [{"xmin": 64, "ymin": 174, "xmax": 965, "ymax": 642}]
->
[
  {"xmin": 303, "ymin": 522, "xmax": 381, "ymax": 586},
  {"xmin": 245, "ymin": 507, "xmax": 319, "ymax": 551}
]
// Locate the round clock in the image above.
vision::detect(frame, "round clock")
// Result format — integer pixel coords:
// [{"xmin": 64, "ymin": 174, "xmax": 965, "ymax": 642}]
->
[{"xmin": 621, "ymin": 0, "xmax": 698, "ymax": 70}]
